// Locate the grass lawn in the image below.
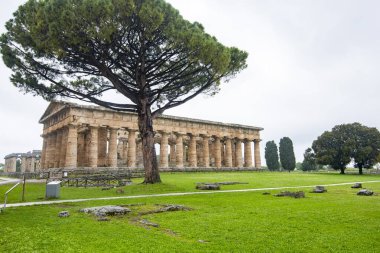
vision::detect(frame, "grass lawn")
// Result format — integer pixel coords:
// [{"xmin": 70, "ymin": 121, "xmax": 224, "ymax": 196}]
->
[{"xmin": 0, "ymin": 172, "xmax": 379, "ymax": 252}]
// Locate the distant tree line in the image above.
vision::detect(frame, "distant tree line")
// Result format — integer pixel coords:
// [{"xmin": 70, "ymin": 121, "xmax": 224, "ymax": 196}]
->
[{"xmin": 264, "ymin": 123, "xmax": 380, "ymax": 175}]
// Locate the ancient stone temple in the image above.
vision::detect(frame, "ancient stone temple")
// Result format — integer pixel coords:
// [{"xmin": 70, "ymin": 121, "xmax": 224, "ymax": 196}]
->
[
  {"xmin": 39, "ymin": 101, "xmax": 263, "ymax": 170},
  {"xmin": 4, "ymin": 150, "xmax": 41, "ymax": 173}
]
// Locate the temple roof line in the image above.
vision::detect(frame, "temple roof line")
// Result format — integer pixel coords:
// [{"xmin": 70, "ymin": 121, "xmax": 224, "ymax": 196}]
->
[{"xmin": 40, "ymin": 100, "xmax": 264, "ymax": 131}]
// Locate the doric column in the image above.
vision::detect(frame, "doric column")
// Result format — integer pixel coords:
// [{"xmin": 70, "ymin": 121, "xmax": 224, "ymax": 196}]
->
[
  {"xmin": 77, "ymin": 133, "xmax": 85, "ymax": 167},
  {"xmin": 98, "ymin": 127, "xmax": 107, "ymax": 167},
  {"xmin": 254, "ymin": 139, "xmax": 262, "ymax": 168},
  {"xmin": 201, "ymin": 135, "xmax": 210, "ymax": 167},
  {"xmin": 54, "ymin": 130, "xmax": 63, "ymax": 168},
  {"xmin": 225, "ymin": 137, "xmax": 233, "ymax": 167},
  {"xmin": 21, "ymin": 156, "xmax": 27, "ymax": 172},
  {"xmin": 47, "ymin": 132, "xmax": 57, "ymax": 168},
  {"xmin": 169, "ymin": 142, "xmax": 176, "ymax": 166},
  {"xmin": 244, "ymin": 139, "xmax": 253, "ymax": 167},
  {"xmin": 65, "ymin": 125, "xmax": 78, "ymax": 168},
  {"xmin": 232, "ymin": 140, "xmax": 236, "ymax": 167},
  {"xmin": 127, "ymin": 129, "xmax": 137, "ymax": 167},
  {"xmin": 40, "ymin": 135, "xmax": 48, "ymax": 169},
  {"xmin": 117, "ymin": 139, "xmax": 123, "ymax": 160},
  {"xmin": 159, "ymin": 132, "xmax": 169, "ymax": 168},
  {"xmin": 122, "ymin": 139, "xmax": 128, "ymax": 165},
  {"xmin": 88, "ymin": 126, "xmax": 98, "ymax": 168},
  {"xmin": 235, "ymin": 139, "xmax": 243, "ymax": 167},
  {"xmin": 108, "ymin": 128, "xmax": 118, "ymax": 167},
  {"xmin": 59, "ymin": 128, "xmax": 68, "ymax": 168},
  {"xmin": 175, "ymin": 133, "xmax": 184, "ymax": 168},
  {"xmin": 188, "ymin": 134, "xmax": 197, "ymax": 167},
  {"xmin": 214, "ymin": 136, "xmax": 222, "ymax": 168},
  {"xmin": 136, "ymin": 140, "xmax": 143, "ymax": 167}
]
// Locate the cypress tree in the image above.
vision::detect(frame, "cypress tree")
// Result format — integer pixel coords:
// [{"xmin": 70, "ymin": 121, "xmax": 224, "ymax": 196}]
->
[
  {"xmin": 279, "ymin": 137, "xmax": 296, "ymax": 172},
  {"xmin": 265, "ymin": 141, "xmax": 280, "ymax": 171}
]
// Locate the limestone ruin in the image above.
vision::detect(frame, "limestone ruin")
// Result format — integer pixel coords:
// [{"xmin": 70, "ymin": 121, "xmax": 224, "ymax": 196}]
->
[{"xmin": 6, "ymin": 101, "xmax": 264, "ymax": 171}]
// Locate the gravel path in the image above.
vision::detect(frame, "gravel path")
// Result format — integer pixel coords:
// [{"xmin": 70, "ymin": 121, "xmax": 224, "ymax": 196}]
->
[{"xmin": 3, "ymin": 180, "xmax": 380, "ymax": 208}]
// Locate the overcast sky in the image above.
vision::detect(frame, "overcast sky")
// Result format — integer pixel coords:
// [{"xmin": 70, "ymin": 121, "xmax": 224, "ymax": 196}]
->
[{"xmin": 1, "ymin": 0, "xmax": 380, "ymax": 164}]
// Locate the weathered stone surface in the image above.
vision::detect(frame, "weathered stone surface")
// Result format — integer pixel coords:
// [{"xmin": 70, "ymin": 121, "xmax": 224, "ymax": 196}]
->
[
  {"xmin": 39, "ymin": 101, "xmax": 263, "ymax": 170},
  {"xmin": 140, "ymin": 219, "xmax": 159, "ymax": 227},
  {"xmin": 196, "ymin": 183, "xmax": 220, "ymax": 190},
  {"xmin": 80, "ymin": 206, "xmax": 131, "ymax": 217},
  {"xmin": 351, "ymin": 183, "xmax": 362, "ymax": 189},
  {"xmin": 158, "ymin": 204, "xmax": 192, "ymax": 212},
  {"xmin": 311, "ymin": 186, "xmax": 327, "ymax": 193},
  {"xmin": 274, "ymin": 191, "xmax": 305, "ymax": 198},
  {"xmin": 215, "ymin": 182, "xmax": 249, "ymax": 185},
  {"xmin": 357, "ymin": 189, "xmax": 374, "ymax": 196},
  {"xmin": 58, "ymin": 211, "xmax": 70, "ymax": 218}
]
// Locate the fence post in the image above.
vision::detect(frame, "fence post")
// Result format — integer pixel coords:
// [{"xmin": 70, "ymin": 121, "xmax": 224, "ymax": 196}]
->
[{"xmin": 22, "ymin": 174, "xmax": 26, "ymax": 202}]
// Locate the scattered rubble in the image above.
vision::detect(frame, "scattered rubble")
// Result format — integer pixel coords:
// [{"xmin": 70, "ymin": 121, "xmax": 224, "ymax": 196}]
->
[
  {"xmin": 58, "ymin": 211, "xmax": 70, "ymax": 218},
  {"xmin": 357, "ymin": 189, "xmax": 374, "ymax": 196},
  {"xmin": 351, "ymin": 183, "xmax": 362, "ymax": 189},
  {"xmin": 311, "ymin": 186, "xmax": 327, "ymax": 193},
  {"xmin": 196, "ymin": 183, "xmax": 220, "ymax": 190},
  {"xmin": 139, "ymin": 219, "xmax": 159, "ymax": 227},
  {"xmin": 274, "ymin": 191, "xmax": 305, "ymax": 198},
  {"xmin": 80, "ymin": 206, "xmax": 131, "ymax": 217}
]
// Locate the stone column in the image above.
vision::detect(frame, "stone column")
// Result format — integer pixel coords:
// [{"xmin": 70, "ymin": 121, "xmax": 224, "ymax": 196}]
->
[
  {"xmin": 47, "ymin": 132, "xmax": 57, "ymax": 168},
  {"xmin": 21, "ymin": 156, "xmax": 27, "ymax": 172},
  {"xmin": 159, "ymin": 132, "xmax": 169, "ymax": 168},
  {"xmin": 65, "ymin": 125, "xmax": 78, "ymax": 168},
  {"xmin": 169, "ymin": 142, "xmax": 176, "ymax": 166},
  {"xmin": 98, "ymin": 127, "xmax": 107, "ymax": 167},
  {"xmin": 254, "ymin": 139, "xmax": 262, "ymax": 168},
  {"xmin": 77, "ymin": 133, "xmax": 85, "ymax": 167},
  {"xmin": 59, "ymin": 128, "xmax": 68, "ymax": 168},
  {"xmin": 232, "ymin": 140, "xmax": 236, "ymax": 167},
  {"xmin": 54, "ymin": 130, "xmax": 63, "ymax": 167},
  {"xmin": 117, "ymin": 139, "xmax": 123, "ymax": 160},
  {"xmin": 188, "ymin": 134, "xmax": 197, "ymax": 167},
  {"xmin": 127, "ymin": 129, "xmax": 137, "ymax": 167},
  {"xmin": 122, "ymin": 139, "xmax": 128, "ymax": 165},
  {"xmin": 214, "ymin": 136, "xmax": 222, "ymax": 168},
  {"xmin": 136, "ymin": 141, "xmax": 143, "ymax": 167},
  {"xmin": 88, "ymin": 126, "xmax": 99, "ymax": 168},
  {"xmin": 201, "ymin": 135, "xmax": 210, "ymax": 167},
  {"xmin": 40, "ymin": 136, "xmax": 48, "ymax": 169},
  {"xmin": 175, "ymin": 133, "xmax": 184, "ymax": 168},
  {"xmin": 225, "ymin": 137, "xmax": 233, "ymax": 167},
  {"xmin": 108, "ymin": 128, "xmax": 118, "ymax": 167},
  {"xmin": 244, "ymin": 139, "xmax": 253, "ymax": 167},
  {"xmin": 235, "ymin": 139, "xmax": 243, "ymax": 167}
]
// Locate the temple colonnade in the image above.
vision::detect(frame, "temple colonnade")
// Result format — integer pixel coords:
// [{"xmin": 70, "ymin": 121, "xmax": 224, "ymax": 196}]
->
[{"xmin": 39, "ymin": 101, "xmax": 263, "ymax": 170}]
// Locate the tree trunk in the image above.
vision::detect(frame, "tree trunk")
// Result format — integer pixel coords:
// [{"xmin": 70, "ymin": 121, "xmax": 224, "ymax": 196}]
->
[
  {"xmin": 340, "ymin": 168, "xmax": 345, "ymax": 174},
  {"xmin": 137, "ymin": 101, "xmax": 161, "ymax": 184},
  {"xmin": 358, "ymin": 164, "xmax": 363, "ymax": 175}
]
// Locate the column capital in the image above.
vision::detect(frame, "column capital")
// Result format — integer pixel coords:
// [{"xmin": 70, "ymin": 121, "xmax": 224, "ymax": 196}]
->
[{"xmin": 254, "ymin": 139, "xmax": 262, "ymax": 143}]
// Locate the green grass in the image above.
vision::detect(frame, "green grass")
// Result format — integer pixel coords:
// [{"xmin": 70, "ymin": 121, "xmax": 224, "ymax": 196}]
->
[
  {"xmin": 1, "ymin": 171, "xmax": 379, "ymax": 204},
  {"xmin": 1, "ymin": 172, "xmax": 379, "ymax": 252}
]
